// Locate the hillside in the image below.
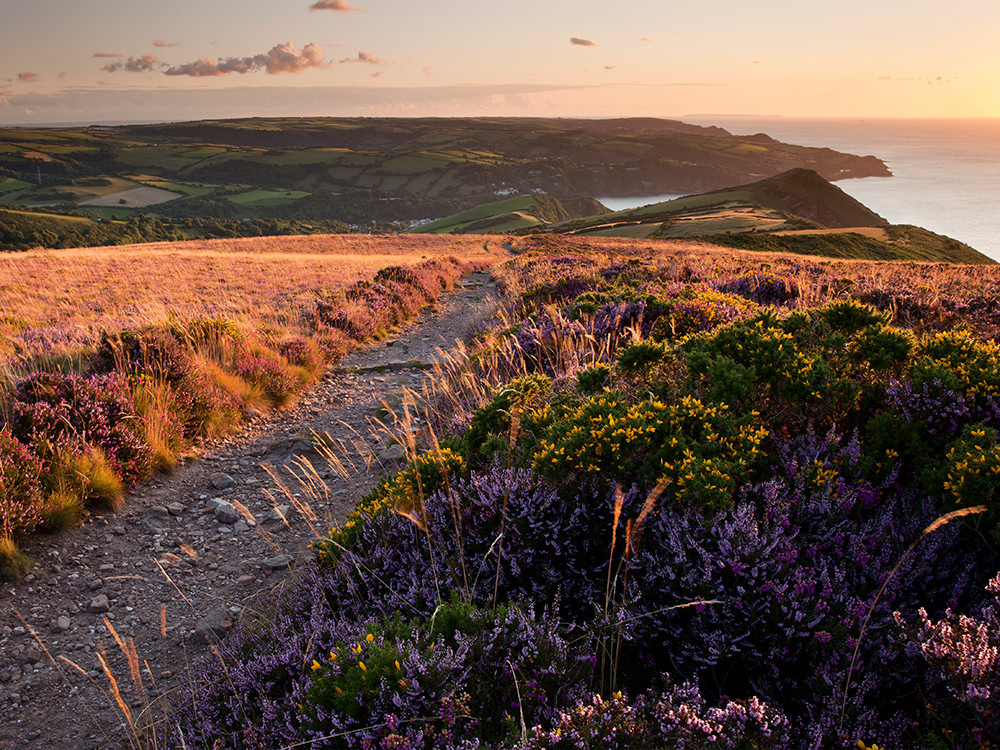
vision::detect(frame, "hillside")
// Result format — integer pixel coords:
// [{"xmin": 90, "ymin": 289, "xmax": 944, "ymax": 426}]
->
[
  {"xmin": 0, "ymin": 117, "xmax": 888, "ymax": 236},
  {"xmin": 409, "ymin": 194, "xmax": 607, "ymax": 234},
  {"xmin": 420, "ymin": 169, "xmax": 992, "ymax": 264}
]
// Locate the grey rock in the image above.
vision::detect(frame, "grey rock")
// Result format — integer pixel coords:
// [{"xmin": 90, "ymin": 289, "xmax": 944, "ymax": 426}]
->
[
  {"xmin": 213, "ymin": 502, "xmax": 241, "ymax": 525},
  {"xmin": 50, "ymin": 615, "xmax": 71, "ymax": 634},
  {"xmin": 166, "ymin": 502, "xmax": 185, "ymax": 516},
  {"xmin": 210, "ymin": 472, "xmax": 236, "ymax": 490},
  {"xmin": 88, "ymin": 579, "xmax": 103, "ymax": 591},
  {"xmin": 262, "ymin": 554, "xmax": 294, "ymax": 572},
  {"xmin": 378, "ymin": 443, "xmax": 406, "ymax": 462},
  {"xmin": 193, "ymin": 607, "xmax": 234, "ymax": 644},
  {"xmin": 88, "ymin": 594, "xmax": 110, "ymax": 614},
  {"xmin": 268, "ymin": 505, "xmax": 292, "ymax": 524},
  {"xmin": 142, "ymin": 507, "xmax": 170, "ymax": 531},
  {"xmin": 233, "ymin": 521, "xmax": 250, "ymax": 533},
  {"xmin": 18, "ymin": 647, "xmax": 42, "ymax": 665},
  {"xmin": 290, "ymin": 440, "xmax": 317, "ymax": 455}
]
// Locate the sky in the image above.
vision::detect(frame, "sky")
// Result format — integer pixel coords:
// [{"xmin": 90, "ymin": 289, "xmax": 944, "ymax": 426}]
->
[{"xmin": 1, "ymin": 0, "xmax": 998, "ymax": 125}]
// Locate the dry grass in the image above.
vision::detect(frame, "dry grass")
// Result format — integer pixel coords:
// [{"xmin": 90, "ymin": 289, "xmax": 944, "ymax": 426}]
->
[{"xmin": 0, "ymin": 234, "xmax": 502, "ymax": 366}]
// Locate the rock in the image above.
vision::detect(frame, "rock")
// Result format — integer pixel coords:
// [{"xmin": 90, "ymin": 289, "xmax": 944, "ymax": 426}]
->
[
  {"xmin": 290, "ymin": 440, "xmax": 317, "ymax": 455},
  {"xmin": 50, "ymin": 616, "xmax": 71, "ymax": 634},
  {"xmin": 268, "ymin": 505, "xmax": 292, "ymax": 524},
  {"xmin": 193, "ymin": 608, "xmax": 234, "ymax": 644},
  {"xmin": 210, "ymin": 472, "xmax": 236, "ymax": 490},
  {"xmin": 378, "ymin": 444, "xmax": 406, "ymax": 462},
  {"xmin": 142, "ymin": 507, "xmax": 170, "ymax": 531},
  {"xmin": 88, "ymin": 594, "xmax": 110, "ymax": 614},
  {"xmin": 18, "ymin": 647, "xmax": 42, "ymax": 666},
  {"xmin": 88, "ymin": 579, "xmax": 103, "ymax": 591},
  {"xmin": 233, "ymin": 521, "xmax": 250, "ymax": 533},
  {"xmin": 237, "ymin": 575, "xmax": 255, "ymax": 585},
  {"xmin": 166, "ymin": 502, "xmax": 185, "ymax": 516},
  {"xmin": 213, "ymin": 502, "xmax": 241, "ymax": 525},
  {"xmin": 262, "ymin": 555, "xmax": 294, "ymax": 572}
]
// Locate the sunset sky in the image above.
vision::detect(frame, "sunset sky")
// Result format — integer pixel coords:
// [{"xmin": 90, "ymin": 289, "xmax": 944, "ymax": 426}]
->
[{"xmin": 2, "ymin": 0, "xmax": 998, "ymax": 125}]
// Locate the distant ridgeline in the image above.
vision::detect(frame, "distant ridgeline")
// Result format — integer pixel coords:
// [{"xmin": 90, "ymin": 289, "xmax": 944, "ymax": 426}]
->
[
  {"xmin": 0, "ymin": 116, "xmax": 890, "ymax": 250},
  {"xmin": 411, "ymin": 168, "xmax": 993, "ymax": 265}
]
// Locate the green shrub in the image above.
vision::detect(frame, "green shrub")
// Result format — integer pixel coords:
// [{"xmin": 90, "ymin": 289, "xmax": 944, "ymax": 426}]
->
[
  {"xmin": 315, "ymin": 447, "xmax": 465, "ymax": 565},
  {"xmin": 533, "ymin": 393, "xmax": 767, "ymax": 509},
  {"xmin": 577, "ymin": 364, "xmax": 611, "ymax": 395}
]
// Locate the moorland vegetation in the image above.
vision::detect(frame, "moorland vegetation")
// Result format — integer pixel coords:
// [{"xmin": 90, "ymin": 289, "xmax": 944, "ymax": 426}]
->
[
  {"xmin": 0, "ymin": 234, "xmax": 497, "ymax": 576},
  {"xmin": 86, "ymin": 234, "xmax": 1000, "ymax": 749}
]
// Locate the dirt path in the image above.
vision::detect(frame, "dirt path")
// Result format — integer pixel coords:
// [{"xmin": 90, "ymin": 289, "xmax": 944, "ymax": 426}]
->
[{"xmin": 0, "ymin": 270, "xmax": 500, "ymax": 750}]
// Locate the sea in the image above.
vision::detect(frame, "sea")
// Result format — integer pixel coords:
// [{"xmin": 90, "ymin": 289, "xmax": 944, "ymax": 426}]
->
[{"xmin": 599, "ymin": 117, "xmax": 1000, "ymax": 263}]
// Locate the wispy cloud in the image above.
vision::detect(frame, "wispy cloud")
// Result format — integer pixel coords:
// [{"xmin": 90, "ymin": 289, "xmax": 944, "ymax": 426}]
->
[
  {"xmin": 18, "ymin": 72, "xmax": 40, "ymax": 83},
  {"xmin": 570, "ymin": 37, "xmax": 597, "ymax": 47},
  {"xmin": 93, "ymin": 52, "xmax": 123, "ymax": 59},
  {"xmin": 165, "ymin": 42, "xmax": 327, "ymax": 77},
  {"xmin": 640, "ymin": 36, "xmax": 653, "ymax": 42},
  {"xmin": 153, "ymin": 40, "xmax": 181, "ymax": 48},
  {"xmin": 102, "ymin": 54, "xmax": 161, "ymax": 73},
  {"xmin": 879, "ymin": 74, "xmax": 956, "ymax": 85},
  {"xmin": 422, "ymin": 66, "xmax": 433, "ymax": 76},
  {"xmin": 310, "ymin": 0, "xmax": 364, "ymax": 11},
  {"xmin": 339, "ymin": 51, "xmax": 383, "ymax": 65}
]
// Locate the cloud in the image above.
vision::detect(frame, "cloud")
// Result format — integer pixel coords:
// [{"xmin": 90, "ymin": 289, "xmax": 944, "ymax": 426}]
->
[
  {"xmin": 102, "ymin": 54, "xmax": 161, "ymax": 73},
  {"xmin": 570, "ymin": 37, "xmax": 597, "ymax": 47},
  {"xmin": 878, "ymin": 74, "xmax": 955, "ymax": 85},
  {"xmin": 153, "ymin": 40, "xmax": 181, "ymax": 48},
  {"xmin": 640, "ymin": 36, "xmax": 653, "ymax": 42},
  {"xmin": 18, "ymin": 72, "xmax": 40, "ymax": 83},
  {"xmin": 93, "ymin": 52, "xmax": 123, "ymax": 58},
  {"xmin": 165, "ymin": 42, "xmax": 328, "ymax": 77},
  {"xmin": 339, "ymin": 50, "xmax": 383, "ymax": 65},
  {"xmin": 310, "ymin": 0, "xmax": 363, "ymax": 10},
  {"xmin": 604, "ymin": 65, "xmax": 618, "ymax": 70},
  {"xmin": 422, "ymin": 66, "xmax": 433, "ymax": 76}
]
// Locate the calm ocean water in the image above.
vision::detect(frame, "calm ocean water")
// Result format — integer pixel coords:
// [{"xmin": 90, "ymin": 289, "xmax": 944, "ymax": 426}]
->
[{"xmin": 605, "ymin": 117, "xmax": 1000, "ymax": 262}]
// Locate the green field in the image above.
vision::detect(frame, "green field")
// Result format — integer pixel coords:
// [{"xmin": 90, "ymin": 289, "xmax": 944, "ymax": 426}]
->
[
  {"xmin": 0, "ymin": 116, "xmax": 894, "ymax": 235},
  {"xmin": 138, "ymin": 179, "xmax": 216, "ymax": 199},
  {"xmin": 225, "ymin": 189, "xmax": 310, "ymax": 207}
]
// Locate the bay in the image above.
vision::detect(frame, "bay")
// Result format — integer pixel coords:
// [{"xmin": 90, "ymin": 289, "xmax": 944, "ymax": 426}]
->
[{"xmin": 624, "ymin": 117, "xmax": 1000, "ymax": 262}]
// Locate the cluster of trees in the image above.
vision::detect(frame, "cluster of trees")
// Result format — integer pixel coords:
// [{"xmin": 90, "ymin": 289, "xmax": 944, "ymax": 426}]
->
[{"xmin": 0, "ymin": 209, "xmax": 370, "ymax": 252}]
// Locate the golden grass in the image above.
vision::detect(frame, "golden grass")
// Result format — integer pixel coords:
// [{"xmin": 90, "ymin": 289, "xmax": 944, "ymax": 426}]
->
[{"xmin": 0, "ymin": 234, "xmax": 502, "ymax": 363}]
